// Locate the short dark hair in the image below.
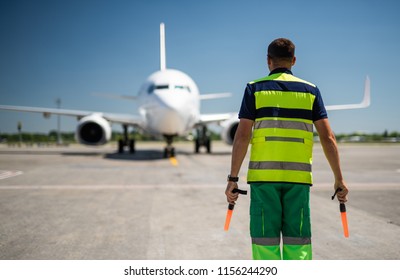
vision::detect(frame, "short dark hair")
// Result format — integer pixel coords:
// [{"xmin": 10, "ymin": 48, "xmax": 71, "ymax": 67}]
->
[{"xmin": 267, "ymin": 38, "xmax": 295, "ymax": 61}]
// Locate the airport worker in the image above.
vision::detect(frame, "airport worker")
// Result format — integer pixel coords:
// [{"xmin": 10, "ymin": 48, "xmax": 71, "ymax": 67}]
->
[{"xmin": 225, "ymin": 38, "xmax": 348, "ymax": 260}]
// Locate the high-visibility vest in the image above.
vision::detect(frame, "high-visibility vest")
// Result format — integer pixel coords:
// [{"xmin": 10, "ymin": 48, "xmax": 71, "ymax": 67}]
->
[{"xmin": 247, "ymin": 71, "xmax": 317, "ymax": 185}]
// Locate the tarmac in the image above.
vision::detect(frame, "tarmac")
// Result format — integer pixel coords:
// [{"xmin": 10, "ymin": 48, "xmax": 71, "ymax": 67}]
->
[{"xmin": 0, "ymin": 141, "xmax": 399, "ymax": 260}]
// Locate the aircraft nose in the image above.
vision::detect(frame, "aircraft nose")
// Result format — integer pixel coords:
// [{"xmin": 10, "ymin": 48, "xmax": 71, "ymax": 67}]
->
[
  {"xmin": 149, "ymin": 93, "xmax": 190, "ymax": 135},
  {"xmin": 156, "ymin": 92, "xmax": 187, "ymax": 111},
  {"xmin": 148, "ymin": 106, "xmax": 187, "ymax": 135}
]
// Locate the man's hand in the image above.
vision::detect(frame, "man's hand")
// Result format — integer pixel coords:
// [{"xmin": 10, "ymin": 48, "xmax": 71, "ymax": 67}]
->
[
  {"xmin": 334, "ymin": 180, "xmax": 349, "ymax": 203},
  {"xmin": 225, "ymin": 182, "xmax": 239, "ymax": 204}
]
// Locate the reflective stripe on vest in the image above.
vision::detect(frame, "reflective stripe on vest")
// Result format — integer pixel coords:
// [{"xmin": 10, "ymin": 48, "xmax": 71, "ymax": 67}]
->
[
  {"xmin": 247, "ymin": 73, "xmax": 315, "ymax": 185},
  {"xmin": 254, "ymin": 119, "xmax": 313, "ymax": 132}
]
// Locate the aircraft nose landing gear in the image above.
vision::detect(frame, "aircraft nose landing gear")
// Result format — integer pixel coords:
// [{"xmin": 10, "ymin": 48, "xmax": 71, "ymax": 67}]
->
[
  {"xmin": 163, "ymin": 146, "xmax": 175, "ymax": 158},
  {"xmin": 163, "ymin": 135, "xmax": 176, "ymax": 158}
]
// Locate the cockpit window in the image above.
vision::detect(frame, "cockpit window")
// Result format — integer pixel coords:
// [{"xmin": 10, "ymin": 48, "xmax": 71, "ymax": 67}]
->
[
  {"xmin": 155, "ymin": 85, "xmax": 169, "ymax": 90},
  {"xmin": 147, "ymin": 84, "xmax": 155, "ymax": 94},
  {"xmin": 175, "ymin": 85, "xmax": 191, "ymax": 92},
  {"xmin": 148, "ymin": 84, "xmax": 191, "ymax": 94}
]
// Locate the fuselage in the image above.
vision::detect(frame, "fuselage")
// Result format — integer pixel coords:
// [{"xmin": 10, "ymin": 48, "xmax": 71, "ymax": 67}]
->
[{"xmin": 137, "ymin": 69, "xmax": 200, "ymax": 136}]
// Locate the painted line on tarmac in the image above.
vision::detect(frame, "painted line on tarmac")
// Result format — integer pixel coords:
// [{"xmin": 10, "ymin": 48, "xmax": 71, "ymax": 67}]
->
[
  {"xmin": 0, "ymin": 184, "xmax": 223, "ymax": 190},
  {"xmin": 0, "ymin": 183, "xmax": 398, "ymax": 191},
  {"xmin": 169, "ymin": 157, "xmax": 179, "ymax": 166},
  {"xmin": 0, "ymin": 170, "xmax": 23, "ymax": 180}
]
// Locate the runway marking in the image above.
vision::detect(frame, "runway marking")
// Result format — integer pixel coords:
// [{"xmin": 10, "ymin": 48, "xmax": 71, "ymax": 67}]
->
[
  {"xmin": 169, "ymin": 157, "xmax": 179, "ymax": 166},
  {"xmin": 0, "ymin": 170, "xmax": 23, "ymax": 180},
  {"xmin": 0, "ymin": 184, "xmax": 223, "ymax": 190},
  {"xmin": 0, "ymin": 183, "xmax": 398, "ymax": 191}
]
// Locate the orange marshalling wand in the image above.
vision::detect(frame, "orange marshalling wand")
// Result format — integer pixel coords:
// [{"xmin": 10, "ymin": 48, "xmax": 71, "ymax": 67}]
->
[
  {"xmin": 332, "ymin": 188, "xmax": 349, "ymax": 238},
  {"xmin": 224, "ymin": 188, "xmax": 247, "ymax": 231},
  {"xmin": 340, "ymin": 203, "xmax": 349, "ymax": 238},
  {"xmin": 224, "ymin": 204, "xmax": 235, "ymax": 231}
]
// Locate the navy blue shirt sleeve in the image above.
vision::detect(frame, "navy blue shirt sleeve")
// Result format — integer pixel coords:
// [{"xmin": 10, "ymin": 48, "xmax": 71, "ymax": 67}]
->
[
  {"xmin": 312, "ymin": 87, "xmax": 328, "ymax": 121},
  {"xmin": 238, "ymin": 84, "xmax": 256, "ymax": 120}
]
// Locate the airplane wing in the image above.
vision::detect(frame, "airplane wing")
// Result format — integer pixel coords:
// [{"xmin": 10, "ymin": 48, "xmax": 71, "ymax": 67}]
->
[
  {"xmin": 91, "ymin": 92, "xmax": 138, "ymax": 100},
  {"xmin": 0, "ymin": 105, "xmax": 143, "ymax": 126},
  {"xmin": 325, "ymin": 76, "xmax": 370, "ymax": 111},
  {"xmin": 199, "ymin": 92, "xmax": 232, "ymax": 100},
  {"xmin": 198, "ymin": 112, "xmax": 236, "ymax": 124}
]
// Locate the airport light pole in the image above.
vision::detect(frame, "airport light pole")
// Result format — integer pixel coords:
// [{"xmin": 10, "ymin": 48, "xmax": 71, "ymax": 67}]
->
[{"xmin": 17, "ymin": 121, "xmax": 22, "ymax": 146}]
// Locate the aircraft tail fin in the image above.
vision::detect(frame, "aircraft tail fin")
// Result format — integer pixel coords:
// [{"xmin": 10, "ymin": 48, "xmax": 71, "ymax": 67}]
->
[{"xmin": 160, "ymin": 22, "xmax": 166, "ymax": 71}]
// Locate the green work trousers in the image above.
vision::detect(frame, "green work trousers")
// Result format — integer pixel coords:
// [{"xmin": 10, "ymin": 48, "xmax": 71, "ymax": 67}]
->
[{"xmin": 250, "ymin": 183, "xmax": 312, "ymax": 260}]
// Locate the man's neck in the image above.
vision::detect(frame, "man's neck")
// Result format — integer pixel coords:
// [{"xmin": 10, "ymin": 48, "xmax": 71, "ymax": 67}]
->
[{"xmin": 269, "ymin": 67, "xmax": 292, "ymax": 75}]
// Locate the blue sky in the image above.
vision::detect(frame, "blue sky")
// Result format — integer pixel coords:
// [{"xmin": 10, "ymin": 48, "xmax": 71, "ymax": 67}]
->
[{"xmin": 0, "ymin": 0, "xmax": 399, "ymax": 134}]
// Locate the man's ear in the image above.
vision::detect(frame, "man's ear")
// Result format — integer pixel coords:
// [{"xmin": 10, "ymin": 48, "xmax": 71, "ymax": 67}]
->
[
  {"xmin": 292, "ymin": 56, "xmax": 296, "ymax": 66},
  {"xmin": 267, "ymin": 56, "xmax": 273, "ymax": 70}
]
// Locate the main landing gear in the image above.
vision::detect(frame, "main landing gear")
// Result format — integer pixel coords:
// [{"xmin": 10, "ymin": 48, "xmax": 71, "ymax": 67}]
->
[
  {"xmin": 117, "ymin": 126, "xmax": 212, "ymax": 157},
  {"xmin": 195, "ymin": 125, "xmax": 211, "ymax": 154},
  {"xmin": 118, "ymin": 125, "xmax": 135, "ymax": 154}
]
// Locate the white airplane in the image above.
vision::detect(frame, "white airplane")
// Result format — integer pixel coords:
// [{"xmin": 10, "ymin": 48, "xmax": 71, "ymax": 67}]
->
[{"xmin": 0, "ymin": 23, "xmax": 370, "ymax": 157}]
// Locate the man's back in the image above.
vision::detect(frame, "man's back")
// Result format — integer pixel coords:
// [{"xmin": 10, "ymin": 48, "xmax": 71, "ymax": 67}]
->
[{"xmin": 241, "ymin": 68, "xmax": 327, "ymax": 185}]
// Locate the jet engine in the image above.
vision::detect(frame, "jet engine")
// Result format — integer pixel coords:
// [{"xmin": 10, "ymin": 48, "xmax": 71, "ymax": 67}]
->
[
  {"xmin": 220, "ymin": 116, "xmax": 239, "ymax": 145},
  {"xmin": 75, "ymin": 114, "xmax": 111, "ymax": 145}
]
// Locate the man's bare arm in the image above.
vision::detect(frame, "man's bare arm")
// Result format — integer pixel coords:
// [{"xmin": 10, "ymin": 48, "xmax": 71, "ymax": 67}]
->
[
  {"xmin": 314, "ymin": 118, "xmax": 348, "ymax": 202},
  {"xmin": 225, "ymin": 118, "xmax": 254, "ymax": 204}
]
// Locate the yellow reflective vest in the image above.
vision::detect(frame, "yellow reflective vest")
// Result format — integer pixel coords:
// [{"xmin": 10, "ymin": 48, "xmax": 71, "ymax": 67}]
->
[{"xmin": 247, "ymin": 70, "xmax": 321, "ymax": 185}]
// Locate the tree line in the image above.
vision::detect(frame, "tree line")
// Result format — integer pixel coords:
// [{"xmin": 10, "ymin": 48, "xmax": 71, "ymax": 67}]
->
[
  {"xmin": 0, "ymin": 130, "xmax": 222, "ymax": 144},
  {"xmin": 1, "ymin": 130, "xmax": 399, "ymax": 144}
]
